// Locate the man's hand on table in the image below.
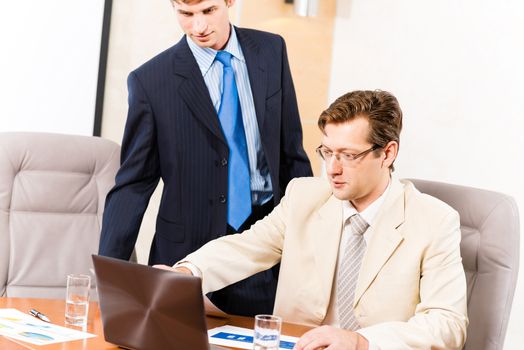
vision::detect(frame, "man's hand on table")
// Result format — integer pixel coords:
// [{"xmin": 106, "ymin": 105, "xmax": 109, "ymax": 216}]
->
[{"xmin": 294, "ymin": 325, "xmax": 369, "ymax": 350}]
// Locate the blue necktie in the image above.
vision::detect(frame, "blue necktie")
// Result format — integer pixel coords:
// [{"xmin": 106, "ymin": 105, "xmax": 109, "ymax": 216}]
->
[{"xmin": 215, "ymin": 51, "xmax": 252, "ymax": 230}]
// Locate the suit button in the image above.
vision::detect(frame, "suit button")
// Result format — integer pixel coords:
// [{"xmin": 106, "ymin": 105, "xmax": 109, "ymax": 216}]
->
[
  {"xmin": 221, "ymin": 158, "xmax": 228, "ymax": 166},
  {"xmin": 219, "ymin": 195, "xmax": 226, "ymax": 203}
]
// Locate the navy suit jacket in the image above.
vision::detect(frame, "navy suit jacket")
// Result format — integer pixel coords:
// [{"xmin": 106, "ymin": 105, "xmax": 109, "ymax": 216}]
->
[{"xmin": 99, "ymin": 28, "xmax": 312, "ymax": 314}]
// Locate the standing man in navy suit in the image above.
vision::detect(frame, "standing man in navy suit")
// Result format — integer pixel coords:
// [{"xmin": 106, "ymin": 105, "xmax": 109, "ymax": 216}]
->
[{"xmin": 99, "ymin": 0, "xmax": 312, "ymax": 316}]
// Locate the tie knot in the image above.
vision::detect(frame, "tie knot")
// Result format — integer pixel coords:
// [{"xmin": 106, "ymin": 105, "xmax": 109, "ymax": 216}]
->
[
  {"xmin": 215, "ymin": 51, "xmax": 233, "ymax": 68},
  {"xmin": 349, "ymin": 214, "xmax": 368, "ymax": 236}
]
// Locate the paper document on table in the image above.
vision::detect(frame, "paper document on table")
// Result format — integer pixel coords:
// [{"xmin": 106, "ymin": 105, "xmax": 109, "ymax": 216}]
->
[
  {"xmin": 208, "ymin": 325, "xmax": 298, "ymax": 350},
  {"xmin": 0, "ymin": 309, "xmax": 95, "ymax": 345}
]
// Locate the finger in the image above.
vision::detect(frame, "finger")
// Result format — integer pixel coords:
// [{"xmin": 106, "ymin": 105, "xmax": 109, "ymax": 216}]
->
[
  {"xmin": 295, "ymin": 328, "xmax": 319, "ymax": 349},
  {"xmin": 297, "ymin": 325, "xmax": 331, "ymax": 344},
  {"xmin": 296, "ymin": 329, "xmax": 331, "ymax": 350},
  {"xmin": 302, "ymin": 337, "xmax": 331, "ymax": 350}
]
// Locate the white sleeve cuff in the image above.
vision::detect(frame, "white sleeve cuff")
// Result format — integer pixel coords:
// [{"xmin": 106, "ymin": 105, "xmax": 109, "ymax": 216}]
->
[
  {"xmin": 356, "ymin": 330, "xmax": 380, "ymax": 350},
  {"xmin": 173, "ymin": 261, "xmax": 202, "ymax": 278}
]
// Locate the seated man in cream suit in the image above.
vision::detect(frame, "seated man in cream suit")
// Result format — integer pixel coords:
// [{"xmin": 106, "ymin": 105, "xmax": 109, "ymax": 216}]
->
[{"xmin": 155, "ymin": 90, "xmax": 468, "ymax": 350}]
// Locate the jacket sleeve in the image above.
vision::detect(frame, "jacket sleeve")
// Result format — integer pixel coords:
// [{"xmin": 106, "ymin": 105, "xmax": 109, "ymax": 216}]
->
[
  {"xmin": 98, "ymin": 71, "xmax": 160, "ymax": 260},
  {"xmin": 184, "ymin": 179, "xmax": 302, "ymax": 293}
]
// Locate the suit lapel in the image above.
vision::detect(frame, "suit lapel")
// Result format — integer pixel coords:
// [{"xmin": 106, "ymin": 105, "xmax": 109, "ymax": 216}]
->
[
  {"xmin": 312, "ymin": 195, "xmax": 344, "ymax": 303},
  {"xmin": 235, "ymin": 28, "xmax": 268, "ymax": 132},
  {"xmin": 172, "ymin": 37, "xmax": 226, "ymax": 145},
  {"xmin": 354, "ymin": 179, "xmax": 406, "ymax": 306}
]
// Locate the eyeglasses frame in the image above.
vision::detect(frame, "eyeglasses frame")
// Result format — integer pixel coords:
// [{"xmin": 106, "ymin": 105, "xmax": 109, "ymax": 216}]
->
[{"xmin": 315, "ymin": 144, "xmax": 382, "ymax": 165}]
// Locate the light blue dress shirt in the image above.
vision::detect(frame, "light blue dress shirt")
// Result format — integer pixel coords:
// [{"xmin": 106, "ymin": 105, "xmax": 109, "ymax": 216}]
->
[{"xmin": 186, "ymin": 26, "xmax": 272, "ymax": 206}]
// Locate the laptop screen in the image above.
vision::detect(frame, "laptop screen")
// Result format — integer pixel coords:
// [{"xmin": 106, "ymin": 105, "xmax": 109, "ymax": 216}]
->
[{"xmin": 92, "ymin": 255, "xmax": 213, "ymax": 350}]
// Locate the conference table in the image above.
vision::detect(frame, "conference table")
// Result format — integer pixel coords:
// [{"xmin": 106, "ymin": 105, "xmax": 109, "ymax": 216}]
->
[{"xmin": 0, "ymin": 297, "xmax": 311, "ymax": 349}]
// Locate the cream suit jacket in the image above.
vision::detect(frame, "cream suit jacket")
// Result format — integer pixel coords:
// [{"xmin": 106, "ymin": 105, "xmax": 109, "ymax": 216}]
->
[{"xmin": 186, "ymin": 177, "xmax": 468, "ymax": 349}]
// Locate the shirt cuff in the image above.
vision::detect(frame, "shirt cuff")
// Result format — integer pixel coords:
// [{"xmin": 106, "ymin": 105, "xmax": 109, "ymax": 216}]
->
[
  {"xmin": 173, "ymin": 261, "xmax": 202, "ymax": 278},
  {"xmin": 356, "ymin": 331, "xmax": 380, "ymax": 350}
]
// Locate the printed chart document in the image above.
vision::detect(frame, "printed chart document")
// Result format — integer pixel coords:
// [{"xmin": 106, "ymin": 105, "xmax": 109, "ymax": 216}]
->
[
  {"xmin": 0, "ymin": 309, "xmax": 96, "ymax": 345},
  {"xmin": 208, "ymin": 325, "xmax": 298, "ymax": 350}
]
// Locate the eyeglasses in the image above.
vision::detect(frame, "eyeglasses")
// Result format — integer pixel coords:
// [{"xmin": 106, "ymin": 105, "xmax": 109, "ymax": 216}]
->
[{"xmin": 315, "ymin": 144, "xmax": 382, "ymax": 167}]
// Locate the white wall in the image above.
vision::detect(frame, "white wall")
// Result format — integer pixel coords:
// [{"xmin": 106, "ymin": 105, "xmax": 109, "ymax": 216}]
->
[
  {"xmin": 329, "ymin": 1, "xmax": 524, "ymax": 348},
  {"xmin": 0, "ymin": 1, "xmax": 106, "ymax": 135}
]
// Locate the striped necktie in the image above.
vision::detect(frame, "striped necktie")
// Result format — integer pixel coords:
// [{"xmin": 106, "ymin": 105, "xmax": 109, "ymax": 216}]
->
[{"xmin": 337, "ymin": 213, "xmax": 369, "ymax": 330}]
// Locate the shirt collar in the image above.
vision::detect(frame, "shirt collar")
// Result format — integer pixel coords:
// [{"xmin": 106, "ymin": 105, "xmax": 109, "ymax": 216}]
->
[
  {"xmin": 186, "ymin": 25, "xmax": 245, "ymax": 77},
  {"xmin": 342, "ymin": 179, "xmax": 391, "ymax": 226}
]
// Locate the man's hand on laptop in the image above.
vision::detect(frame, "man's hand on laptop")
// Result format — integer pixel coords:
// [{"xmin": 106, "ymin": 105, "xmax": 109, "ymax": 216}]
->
[
  {"xmin": 153, "ymin": 264, "xmax": 193, "ymax": 275},
  {"xmin": 153, "ymin": 263, "xmax": 227, "ymax": 316}
]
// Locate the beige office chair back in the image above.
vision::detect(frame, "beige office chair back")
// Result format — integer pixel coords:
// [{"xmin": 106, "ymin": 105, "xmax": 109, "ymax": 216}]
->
[
  {"xmin": 410, "ymin": 179, "xmax": 520, "ymax": 350},
  {"xmin": 0, "ymin": 132, "xmax": 120, "ymax": 299}
]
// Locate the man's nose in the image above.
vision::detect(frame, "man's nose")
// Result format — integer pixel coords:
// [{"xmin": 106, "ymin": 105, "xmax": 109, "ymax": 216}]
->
[
  {"xmin": 326, "ymin": 156, "xmax": 342, "ymax": 176},
  {"xmin": 193, "ymin": 15, "xmax": 207, "ymax": 33}
]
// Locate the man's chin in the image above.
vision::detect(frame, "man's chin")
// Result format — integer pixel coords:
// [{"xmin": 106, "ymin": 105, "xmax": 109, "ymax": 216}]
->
[
  {"xmin": 193, "ymin": 41, "xmax": 212, "ymax": 48},
  {"xmin": 331, "ymin": 188, "xmax": 351, "ymax": 201},
  {"xmin": 191, "ymin": 36, "xmax": 214, "ymax": 48}
]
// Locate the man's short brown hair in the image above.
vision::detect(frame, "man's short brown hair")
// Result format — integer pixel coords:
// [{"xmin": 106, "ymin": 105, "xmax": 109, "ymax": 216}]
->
[{"xmin": 318, "ymin": 90, "xmax": 403, "ymax": 171}]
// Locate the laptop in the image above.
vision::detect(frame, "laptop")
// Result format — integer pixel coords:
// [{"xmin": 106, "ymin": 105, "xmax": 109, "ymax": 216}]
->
[{"xmin": 92, "ymin": 255, "xmax": 227, "ymax": 350}]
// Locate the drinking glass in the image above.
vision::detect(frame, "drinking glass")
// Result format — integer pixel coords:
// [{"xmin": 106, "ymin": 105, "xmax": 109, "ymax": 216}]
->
[
  {"xmin": 253, "ymin": 314, "xmax": 282, "ymax": 350},
  {"xmin": 65, "ymin": 274, "xmax": 90, "ymax": 326}
]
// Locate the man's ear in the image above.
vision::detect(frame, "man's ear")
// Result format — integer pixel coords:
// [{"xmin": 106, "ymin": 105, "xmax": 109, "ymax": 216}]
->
[{"xmin": 382, "ymin": 141, "xmax": 398, "ymax": 168}]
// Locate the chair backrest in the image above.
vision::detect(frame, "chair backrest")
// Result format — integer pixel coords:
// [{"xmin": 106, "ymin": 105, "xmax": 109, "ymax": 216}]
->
[
  {"xmin": 409, "ymin": 178, "xmax": 520, "ymax": 350},
  {"xmin": 0, "ymin": 132, "xmax": 120, "ymax": 299}
]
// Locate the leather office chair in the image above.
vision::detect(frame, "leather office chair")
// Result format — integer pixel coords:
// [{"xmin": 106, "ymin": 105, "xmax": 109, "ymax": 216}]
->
[
  {"xmin": 0, "ymin": 132, "xmax": 120, "ymax": 299},
  {"xmin": 410, "ymin": 178, "xmax": 520, "ymax": 350}
]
